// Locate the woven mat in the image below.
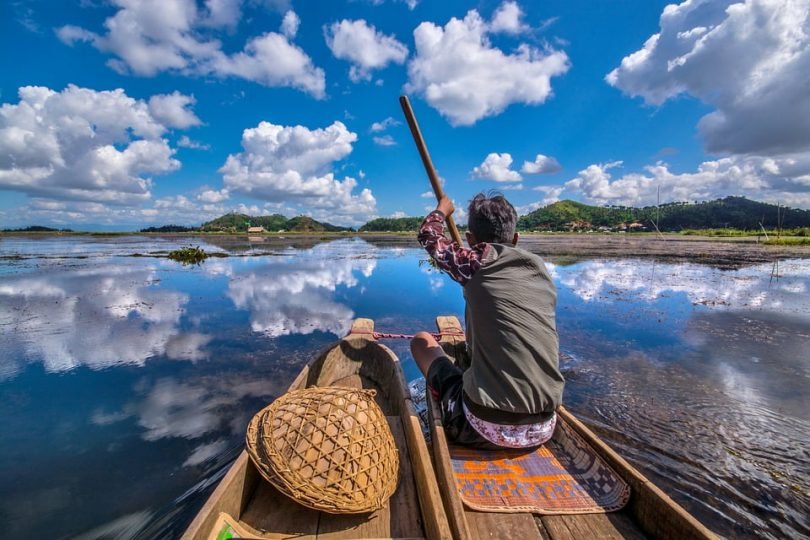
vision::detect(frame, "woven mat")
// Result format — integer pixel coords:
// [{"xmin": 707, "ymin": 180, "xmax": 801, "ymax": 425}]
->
[{"xmin": 449, "ymin": 420, "xmax": 631, "ymax": 514}]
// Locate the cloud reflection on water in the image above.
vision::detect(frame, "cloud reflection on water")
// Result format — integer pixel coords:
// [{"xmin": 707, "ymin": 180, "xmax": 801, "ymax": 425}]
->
[
  {"xmin": 0, "ymin": 264, "xmax": 210, "ymax": 378},
  {"xmin": 551, "ymin": 259, "xmax": 810, "ymax": 315},
  {"xmin": 226, "ymin": 240, "xmax": 378, "ymax": 338}
]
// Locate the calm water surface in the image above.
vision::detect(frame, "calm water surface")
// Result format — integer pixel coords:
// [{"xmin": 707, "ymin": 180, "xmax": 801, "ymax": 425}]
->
[{"xmin": 0, "ymin": 236, "xmax": 808, "ymax": 539}]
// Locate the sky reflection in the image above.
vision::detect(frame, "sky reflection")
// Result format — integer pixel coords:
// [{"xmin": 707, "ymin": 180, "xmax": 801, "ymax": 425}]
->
[
  {"xmin": 551, "ymin": 258, "xmax": 810, "ymax": 316},
  {"xmin": 226, "ymin": 240, "xmax": 377, "ymax": 338},
  {"xmin": 0, "ymin": 262, "xmax": 209, "ymax": 378},
  {"xmin": 0, "ymin": 237, "xmax": 807, "ymax": 539}
]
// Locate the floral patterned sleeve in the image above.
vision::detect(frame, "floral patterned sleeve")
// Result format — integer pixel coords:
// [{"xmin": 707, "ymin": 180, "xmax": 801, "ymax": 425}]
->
[{"xmin": 418, "ymin": 210, "xmax": 487, "ymax": 286}]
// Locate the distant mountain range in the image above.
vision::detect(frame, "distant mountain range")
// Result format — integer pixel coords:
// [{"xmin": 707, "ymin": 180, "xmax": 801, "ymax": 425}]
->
[
  {"xmin": 517, "ymin": 196, "xmax": 810, "ymax": 231},
  {"xmin": 7, "ymin": 197, "xmax": 809, "ymax": 234}
]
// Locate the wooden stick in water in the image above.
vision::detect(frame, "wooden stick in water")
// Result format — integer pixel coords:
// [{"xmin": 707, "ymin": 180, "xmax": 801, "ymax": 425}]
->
[{"xmin": 399, "ymin": 95, "xmax": 464, "ymax": 246}]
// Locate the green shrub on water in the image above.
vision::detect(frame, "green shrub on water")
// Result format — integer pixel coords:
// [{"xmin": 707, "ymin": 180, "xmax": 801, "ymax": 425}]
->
[
  {"xmin": 681, "ymin": 228, "xmax": 752, "ymax": 237},
  {"xmin": 168, "ymin": 246, "xmax": 208, "ymax": 264},
  {"xmin": 763, "ymin": 237, "xmax": 810, "ymax": 245}
]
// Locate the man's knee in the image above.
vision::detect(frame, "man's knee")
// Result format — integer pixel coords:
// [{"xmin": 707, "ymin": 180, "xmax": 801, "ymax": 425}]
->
[
  {"xmin": 413, "ymin": 332, "xmax": 448, "ymax": 375},
  {"xmin": 410, "ymin": 331, "xmax": 436, "ymax": 354}
]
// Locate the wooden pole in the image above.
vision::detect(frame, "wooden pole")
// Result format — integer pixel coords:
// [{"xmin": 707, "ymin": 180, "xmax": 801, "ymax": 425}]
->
[{"xmin": 399, "ymin": 95, "xmax": 464, "ymax": 246}]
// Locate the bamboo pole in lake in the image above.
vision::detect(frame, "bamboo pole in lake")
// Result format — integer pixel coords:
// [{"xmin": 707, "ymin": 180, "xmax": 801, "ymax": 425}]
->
[{"xmin": 399, "ymin": 95, "xmax": 464, "ymax": 246}]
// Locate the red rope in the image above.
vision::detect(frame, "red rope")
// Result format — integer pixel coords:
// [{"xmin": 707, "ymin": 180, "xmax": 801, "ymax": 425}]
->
[{"xmin": 349, "ymin": 329, "xmax": 465, "ymax": 340}]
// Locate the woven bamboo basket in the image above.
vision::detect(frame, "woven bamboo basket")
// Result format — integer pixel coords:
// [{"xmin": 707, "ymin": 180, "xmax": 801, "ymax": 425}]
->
[{"xmin": 246, "ymin": 387, "xmax": 400, "ymax": 514}]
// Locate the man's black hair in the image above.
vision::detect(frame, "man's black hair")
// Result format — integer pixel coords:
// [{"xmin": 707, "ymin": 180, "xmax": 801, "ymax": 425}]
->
[{"xmin": 467, "ymin": 191, "xmax": 517, "ymax": 243}]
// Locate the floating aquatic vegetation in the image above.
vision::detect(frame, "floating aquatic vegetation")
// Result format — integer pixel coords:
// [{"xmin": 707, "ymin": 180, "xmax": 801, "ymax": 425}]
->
[{"xmin": 168, "ymin": 246, "xmax": 211, "ymax": 265}]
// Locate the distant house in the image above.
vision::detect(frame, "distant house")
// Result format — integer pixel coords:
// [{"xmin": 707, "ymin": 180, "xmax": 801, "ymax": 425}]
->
[{"xmin": 247, "ymin": 226, "xmax": 266, "ymax": 234}]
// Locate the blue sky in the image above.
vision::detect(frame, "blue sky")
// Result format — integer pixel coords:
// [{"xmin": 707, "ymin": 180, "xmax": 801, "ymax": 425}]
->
[{"xmin": 1, "ymin": 0, "xmax": 808, "ymax": 229}]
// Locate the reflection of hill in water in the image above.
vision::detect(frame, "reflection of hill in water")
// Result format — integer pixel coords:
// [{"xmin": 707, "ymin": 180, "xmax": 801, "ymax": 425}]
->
[
  {"xmin": 200, "ymin": 234, "xmax": 417, "ymax": 253},
  {"xmin": 202, "ymin": 234, "xmax": 341, "ymax": 253}
]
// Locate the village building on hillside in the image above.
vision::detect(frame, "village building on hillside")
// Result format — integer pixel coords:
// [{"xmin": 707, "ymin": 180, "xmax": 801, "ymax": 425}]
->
[{"xmin": 247, "ymin": 226, "xmax": 266, "ymax": 234}]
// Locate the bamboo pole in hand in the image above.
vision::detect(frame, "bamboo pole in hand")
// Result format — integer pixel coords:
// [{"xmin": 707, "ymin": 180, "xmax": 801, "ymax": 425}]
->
[{"xmin": 399, "ymin": 95, "xmax": 464, "ymax": 246}]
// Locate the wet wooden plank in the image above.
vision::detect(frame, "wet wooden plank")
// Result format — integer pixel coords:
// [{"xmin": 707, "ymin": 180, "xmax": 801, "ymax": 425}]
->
[
  {"xmin": 400, "ymin": 411, "xmax": 453, "ymax": 540},
  {"xmin": 316, "ymin": 509, "xmax": 389, "ymax": 539},
  {"xmin": 239, "ymin": 481, "xmax": 319, "ymax": 539},
  {"xmin": 541, "ymin": 512, "xmax": 648, "ymax": 540},
  {"xmin": 466, "ymin": 511, "xmax": 544, "ymax": 540},
  {"xmin": 539, "ymin": 514, "xmax": 573, "ymax": 539},
  {"xmin": 427, "ymin": 392, "xmax": 473, "ymax": 539},
  {"xmin": 388, "ymin": 417, "xmax": 426, "ymax": 539}
]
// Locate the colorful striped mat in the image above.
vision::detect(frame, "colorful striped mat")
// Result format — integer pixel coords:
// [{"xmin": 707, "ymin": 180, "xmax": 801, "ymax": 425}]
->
[{"xmin": 449, "ymin": 420, "xmax": 631, "ymax": 514}]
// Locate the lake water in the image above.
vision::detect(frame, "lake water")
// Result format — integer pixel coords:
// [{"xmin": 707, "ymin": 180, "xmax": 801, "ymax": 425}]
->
[{"xmin": 0, "ymin": 236, "xmax": 808, "ymax": 539}]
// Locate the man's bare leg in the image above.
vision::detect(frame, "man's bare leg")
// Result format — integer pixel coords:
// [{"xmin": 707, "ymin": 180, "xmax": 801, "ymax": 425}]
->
[{"xmin": 411, "ymin": 331, "xmax": 447, "ymax": 377}]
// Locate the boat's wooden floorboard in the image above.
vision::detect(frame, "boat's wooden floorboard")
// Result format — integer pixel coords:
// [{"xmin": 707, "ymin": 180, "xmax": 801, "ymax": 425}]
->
[
  {"xmin": 239, "ymin": 480, "xmax": 319, "ymax": 539},
  {"xmin": 462, "ymin": 508, "xmax": 648, "ymax": 540},
  {"xmin": 239, "ymin": 415, "xmax": 425, "ymax": 539},
  {"xmin": 466, "ymin": 510, "xmax": 546, "ymax": 539},
  {"xmin": 542, "ymin": 511, "xmax": 648, "ymax": 539}
]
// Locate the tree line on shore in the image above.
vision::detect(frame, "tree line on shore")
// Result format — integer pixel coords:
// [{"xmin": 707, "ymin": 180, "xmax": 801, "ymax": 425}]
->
[{"xmin": 5, "ymin": 196, "xmax": 810, "ymax": 234}]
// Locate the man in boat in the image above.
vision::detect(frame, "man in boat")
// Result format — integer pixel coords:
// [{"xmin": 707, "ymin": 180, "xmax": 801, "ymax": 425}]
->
[{"xmin": 412, "ymin": 193, "xmax": 564, "ymax": 449}]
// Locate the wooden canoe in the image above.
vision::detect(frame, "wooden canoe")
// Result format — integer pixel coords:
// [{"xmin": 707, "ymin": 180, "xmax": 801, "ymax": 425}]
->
[
  {"xmin": 430, "ymin": 315, "xmax": 716, "ymax": 540},
  {"xmin": 182, "ymin": 319, "xmax": 453, "ymax": 540}
]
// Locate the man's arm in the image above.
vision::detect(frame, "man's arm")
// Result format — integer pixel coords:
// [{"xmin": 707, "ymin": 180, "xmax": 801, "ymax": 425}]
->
[{"xmin": 418, "ymin": 198, "xmax": 487, "ymax": 285}]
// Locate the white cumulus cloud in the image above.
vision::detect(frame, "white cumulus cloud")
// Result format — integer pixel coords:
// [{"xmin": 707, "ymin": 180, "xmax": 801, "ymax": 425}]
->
[
  {"xmin": 405, "ymin": 8, "xmax": 570, "ymax": 125},
  {"xmin": 562, "ymin": 155, "xmax": 810, "ymax": 208},
  {"xmin": 490, "ymin": 1, "xmax": 529, "ymax": 34},
  {"xmin": 281, "ymin": 10, "xmax": 300, "ymax": 38},
  {"xmin": 0, "ymin": 85, "xmax": 191, "ymax": 204},
  {"xmin": 177, "ymin": 135, "xmax": 210, "ymax": 150},
  {"xmin": 370, "ymin": 117, "xmax": 400, "ymax": 132},
  {"xmin": 201, "ymin": 0, "xmax": 243, "ymax": 29},
  {"xmin": 373, "ymin": 135, "xmax": 397, "ymax": 146},
  {"xmin": 57, "ymin": 0, "xmax": 325, "ymax": 97},
  {"xmin": 522, "ymin": 154, "xmax": 562, "ymax": 175},
  {"xmin": 197, "ymin": 188, "xmax": 230, "ymax": 203},
  {"xmin": 148, "ymin": 92, "xmax": 202, "ymax": 129},
  {"xmin": 606, "ymin": 0, "xmax": 810, "ymax": 157},
  {"xmin": 203, "ymin": 33, "xmax": 325, "ymax": 98},
  {"xmin": 325, "ymin": 19, "xmax": 409, "ymax": 82},
  {"xmin": 471, "ymin": 153, "xmax": 522, "ymax": 182},
  {"xmin": 220, "ymin": 121, "xmax": 377, "ymax": 225}
]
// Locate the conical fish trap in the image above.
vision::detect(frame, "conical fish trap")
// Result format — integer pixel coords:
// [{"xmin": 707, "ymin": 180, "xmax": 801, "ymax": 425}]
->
[{"xmin": 246, "ymin": 387, "xmax": 399, "ymax": 514}]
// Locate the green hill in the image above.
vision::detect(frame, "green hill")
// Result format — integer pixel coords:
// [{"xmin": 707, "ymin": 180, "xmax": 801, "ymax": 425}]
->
[
  {"xmin": 285, "ymin": 216, "xmax": 349, "ymax": 232},
  {"xmin": 518, "ymin": 200, "xmax": 623, "ymax": 230},
  {"xmin": 140, "ymin": 225, "xmax": 196, "ymax": 233},
  {"xmin": 200, "ymin": 213, "xmax": 349, "ymax": 233},
  {"xmin": 518, "ymin": 197, "xmax": 810, "ymax": 232},
  {"xmin": 1, "ymin": 225, "xmax": 74, "ymax": 232}
]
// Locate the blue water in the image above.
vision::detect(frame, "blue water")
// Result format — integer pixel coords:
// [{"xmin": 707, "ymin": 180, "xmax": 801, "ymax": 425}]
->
[{"xmin": 0, "ymin": 236, "xmax": 808, "ymax": 539}]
